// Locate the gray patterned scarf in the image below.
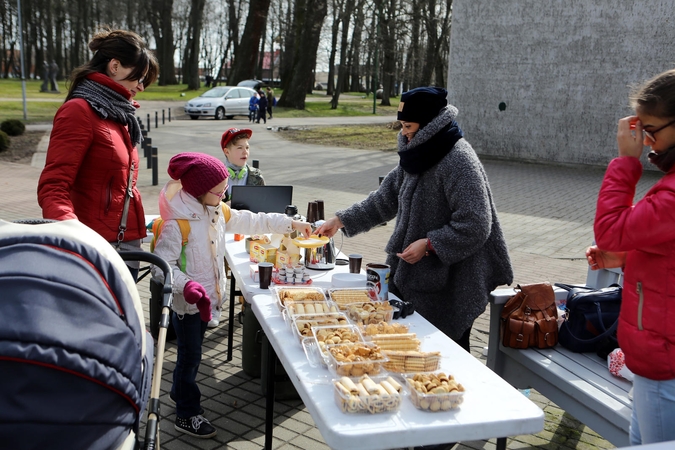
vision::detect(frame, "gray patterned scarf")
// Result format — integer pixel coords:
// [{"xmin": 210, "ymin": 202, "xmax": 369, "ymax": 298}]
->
[{"xmin": 71, "ymin": 78, "xmax": 142, "ymax": 148}]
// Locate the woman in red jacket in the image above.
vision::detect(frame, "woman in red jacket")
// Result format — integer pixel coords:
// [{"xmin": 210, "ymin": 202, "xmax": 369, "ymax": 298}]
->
[
  {"xmin": 587, "ymin": 68, "xmax": 675, "ymax": 446},
  {"xmin": 38, "ymin": 29, "xmax": 158, "ymax": 280}
]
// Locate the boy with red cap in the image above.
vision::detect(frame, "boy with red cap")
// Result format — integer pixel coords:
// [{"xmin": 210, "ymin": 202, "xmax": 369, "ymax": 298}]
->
[
  {"xmin": 220, "ymin": 127, "xmax": 265, "ymax": 206},
  {"xmin": 151, "ymin": 152, "xmax": 310, "ymax": 439}
]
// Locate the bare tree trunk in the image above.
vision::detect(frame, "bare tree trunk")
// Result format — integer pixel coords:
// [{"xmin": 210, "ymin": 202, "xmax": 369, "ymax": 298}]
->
[
  {"xmin": 229, "ymin": 0, "xmax": 272, "ymax": 85},
  {"xmin": 404, "ymin": 4, "xmax": 421, "ymax": 90},
  {"xmin": 326, "ymin": 0, "xmax": 342, "ymax": 96},
  {"xmin": 377, "ymin": 0, "xmax": 396, "ymax": 106},
  {"xmin": 184, "ymin": 0, "xmax": 207, "ymax": 89},
  {"xmin": 146, "ymin": 0, "xmax": 178, "ymax": 85},
  {"xmin": 330, "ymin": 0, "xmax": 354, "ymax": 109},
  {"xmin": 348, "ymin": 0, "xmax": 364, "ymax": 92},
  {"xmin": 280, "ymin": 0, "xmax": 295, "ymax": 90},
  {"xmin": 278, "ymin": 0, "xmax": 327, "ymax": 109}
]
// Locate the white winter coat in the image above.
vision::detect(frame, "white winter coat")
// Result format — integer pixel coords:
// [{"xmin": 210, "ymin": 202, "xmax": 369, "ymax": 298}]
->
[{"xmin": 152, "ymin": 179, "xmax": 294, "ymax": 315}]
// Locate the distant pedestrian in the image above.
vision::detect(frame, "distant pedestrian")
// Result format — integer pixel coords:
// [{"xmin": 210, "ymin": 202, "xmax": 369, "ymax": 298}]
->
[
  {"xmin": 40, "ymin": 61, "xmax": 49, "ymax": 92},
  {"xmin": 49, "ymin": 60, "xmax": 60, "ymax": 93},
  {"xmin": 256, "ymin": 89, "xmax": 268, "ymax": 124},
  {"xmin": 248, "ymin": 93, "xmax": 258, "ymax": 123},
  {"xmin": 266, "ymin": 86, "xmax": 275, "ymax": 119}
]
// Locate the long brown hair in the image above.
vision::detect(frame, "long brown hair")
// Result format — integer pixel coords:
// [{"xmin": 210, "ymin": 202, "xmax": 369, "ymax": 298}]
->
[
  {"xmin": 66, "ymin": 28, "xmax": 159, "ymax": 100},
  {"xmin": 630, "ymin": 69, "xmax": 675, "ymax": 118}
]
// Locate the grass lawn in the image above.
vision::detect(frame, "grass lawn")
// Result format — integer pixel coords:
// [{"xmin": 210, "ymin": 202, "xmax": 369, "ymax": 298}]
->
[{"xmin": 278, "ymin": 123, "xmax": 401, "ymax": 151}]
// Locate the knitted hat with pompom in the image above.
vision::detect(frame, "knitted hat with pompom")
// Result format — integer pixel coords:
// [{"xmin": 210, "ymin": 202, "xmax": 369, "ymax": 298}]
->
[{"xmin": 167, "ymin": 152, "xmax": 229, "ymax": 198}]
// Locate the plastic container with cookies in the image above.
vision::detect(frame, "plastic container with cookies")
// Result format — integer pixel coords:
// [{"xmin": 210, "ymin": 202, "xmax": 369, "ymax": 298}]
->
[
  {"xmin": 333, "ymin": 374, "xmax": 404, "ymax": 414},
  {"xmin": 345, "ymin": 300, "xmax": 395, "ymax": 325},
  {"xmin": 271, "ymin": 286, "xmax": 326, "ymax": 310},
  {"xmin": 381, "ymin": 350, "xmax": 441, "ymax": 373},
  {"xmin": 312, "ymin": 324, "xmax": 365, "ymax": 364},
  {"xmin": 284, "ymin": 300, "xmax": 339, "ymax": 316},
  {"xmin": 403, "ymin": 371, "xmax": 465, "ymax": 411},
  {"xmin": 290, "ymin": 312, "xmax": 350, "ymax": 342},
  {"xmin": 325, "ymin": 341, "xmax": 388, "ymax": 377},
  {"xmin": 360, "ymin": 321, "xmax": 410, "ymax": 336},
  {"xmin": 326, "ymin": 287, "xmax": 378, "ymax": 309}
]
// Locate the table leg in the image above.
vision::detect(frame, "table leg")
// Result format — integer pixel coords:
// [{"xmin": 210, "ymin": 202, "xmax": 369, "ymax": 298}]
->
[
  {"xmin": 496, "ymin": 437, "xmax": 506, "ymax": 450},
  {"xmin": 265, "ymin": 337, "xmax": 276, "ymax": 450},
  {"xmin": 227, "ymin": 273, "xmax": 236, "ymax": 361}
]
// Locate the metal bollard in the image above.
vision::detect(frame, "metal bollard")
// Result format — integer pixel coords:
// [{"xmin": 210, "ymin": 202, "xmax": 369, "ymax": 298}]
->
[
  {"xmin": 168, "ymin": 108, "xmax": 171, "ymax": 122},
  {"xmin": 155, "ymin": 111, "xmax": 158, "ymax": 129},
  {"xmin": 152, "ymin": 147, "xmax": 158, "ymax": 186},
  {"xmin": 142, "ymin": 131, "xmax": 148, "ymax": 157},
  {"xmin": 145, "ymin": 137, "xmax": 152, "ymax": 169},
  {"xmin": 252, "ymin": 159, "xmax": 259, "ymax": 169},
  {"xmin": 146, "ymin": 114, "xmax": 150, "ymax": 131},
  {"xmin": 162, "ymin": 109, "xmax": 165, "ymax": 125},
  {"xmin": 139, "ymin": 121, "xmax": 144, "ymax": 130}
]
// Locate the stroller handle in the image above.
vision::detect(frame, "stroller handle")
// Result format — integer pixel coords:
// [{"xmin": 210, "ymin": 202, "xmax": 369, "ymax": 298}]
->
[{"xmin": 117, "ymin": 251, "xmax": 173, "ymax": 288}]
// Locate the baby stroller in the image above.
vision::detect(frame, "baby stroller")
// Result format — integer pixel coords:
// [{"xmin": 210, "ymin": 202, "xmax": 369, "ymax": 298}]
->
[{"xmin": 0, "ymin": 219, "xmax": 173, "ymax": 450}]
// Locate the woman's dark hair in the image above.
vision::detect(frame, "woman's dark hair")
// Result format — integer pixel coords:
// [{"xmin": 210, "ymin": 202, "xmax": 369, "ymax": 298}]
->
[
  {"xmin": 66, "ymin": 28, "xmax": 159, "ymax": 100},
  {"xmin": 630, "ymin": 69, "xmax": 675, "ymax": 118}
]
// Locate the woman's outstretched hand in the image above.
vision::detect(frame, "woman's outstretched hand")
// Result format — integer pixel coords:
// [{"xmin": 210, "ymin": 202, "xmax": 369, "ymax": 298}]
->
[{"xmin": 314, "ymin": 216, "xmax": 343, "ymax": 238}]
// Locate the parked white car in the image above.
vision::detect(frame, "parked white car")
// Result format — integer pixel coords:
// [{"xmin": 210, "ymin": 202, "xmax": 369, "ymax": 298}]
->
[{"xmin": 184, "ymin": 86, "xmax": 257, "ymax": 120}]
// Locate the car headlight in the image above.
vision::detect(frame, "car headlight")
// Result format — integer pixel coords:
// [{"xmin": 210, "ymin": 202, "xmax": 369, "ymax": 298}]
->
[{"xmin": 203, "ymin": 102, "xmax": 211, "ymax": 107}]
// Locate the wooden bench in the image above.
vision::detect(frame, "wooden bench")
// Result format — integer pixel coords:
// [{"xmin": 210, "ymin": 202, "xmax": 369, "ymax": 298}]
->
[{"xmin": 486, "ymin": 267, "xmax": 633, "ymax": 448}]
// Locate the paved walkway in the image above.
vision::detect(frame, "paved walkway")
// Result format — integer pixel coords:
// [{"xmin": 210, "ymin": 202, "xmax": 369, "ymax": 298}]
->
[{"xmin": 1, "ymin": 110, "xmax": 661, "ymax": 449}]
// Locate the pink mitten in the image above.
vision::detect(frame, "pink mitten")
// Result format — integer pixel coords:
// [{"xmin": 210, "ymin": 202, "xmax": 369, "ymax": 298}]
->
[
  {"xmin": 197, "ymin": 297, "xmax": 212, "ymax": 323},
  {"xmin": 183, "ymin": 281, "xmax": 208, "ymax": 305}
]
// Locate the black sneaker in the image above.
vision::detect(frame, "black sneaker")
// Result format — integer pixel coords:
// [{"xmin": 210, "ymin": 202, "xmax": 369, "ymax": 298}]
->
[
  {"xmin": 174, "ymin": 414, "xmax": 217, "ymax": 438},
  {"xmin": 169, "ymin": 392, "xmax": 204, "ymax": 415}
]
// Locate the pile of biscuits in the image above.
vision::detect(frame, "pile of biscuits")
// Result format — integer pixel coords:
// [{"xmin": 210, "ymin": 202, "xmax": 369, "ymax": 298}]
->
[
  {"xmin": 346, "ymin": 301, "xmax": 394, "ymax": 325},
  {"xmin": 368, "ymin": 333, "xmax": 420, "ymax": 351},
  {"xmin": 328, "ymin": 289, "xmax": 373, "ymax": 306},
  {"xmin": 286, "ymin": 301, "xmax": 338, "ymax": 316},
  {"xmin": 405, "ymin": 372, "xmax": 465, "ymax": 411},
  {"xmin": 293, "ymin": 313, "xmax": 349, "ymax": 338},
  {"xmin": 277, "ymin": 287, "xmax": 325, "ymax": 305},
  {"xmin": 327, "ymin": 342, "xmax": 387, "ymax": 376},
  {"xmin": 361, "ymin": 322, "xmax": 409, "ymax": 335},
  {"xmin": 314, "ymin": 325, "xmax": 364, "ymax": 354},
  {"xmin": 382, "ymin": 350, "xmax": 441, "ymax": 373},
  {"xmin": 334, "ymin": 375, "xmax": 402, "ymax": 414}
]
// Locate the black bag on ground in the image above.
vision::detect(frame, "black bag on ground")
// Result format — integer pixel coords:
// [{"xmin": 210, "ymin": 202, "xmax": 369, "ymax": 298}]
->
[
  {"xmin": 554, "ymin": 283, "xmax": 621, "ymax": 355},
  {"xmin": 150, "ymin": 278, "xmax": 177, "ymax": 341}
]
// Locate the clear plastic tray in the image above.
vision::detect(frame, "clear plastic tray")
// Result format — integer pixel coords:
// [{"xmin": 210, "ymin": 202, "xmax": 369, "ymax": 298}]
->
[
  {"xmin": 334, "ymin": 374, "xmax": 404, "ymax": 414},
  {"xmin": 289, "ymin": 312, "xmax": 350, "ymax": 342},
  {"xmin": 283, "ymin": 299, "xmax": 339, "ymax": 316},
  {"xmin": 359, "ymin": 321, "xmax": 411, "ymax": 336},
  {"xmin": 403, "ymin": 372, "xmax": 465, "ymax": 411},
  {"xmin": 382, "ymin": 350, "xmax": 441, "ymax": 373},
  {"xmin": 365, "ymin": 332, "xmax": 421, "ymax": 352},
  {"xmin": 325, "ymin": 287, "xmax": 378, "ymax": 309},
  {"xmin": 325, "ymin": 342, "xmax": 389, "ymax": 377},
  {"xmin": 271, "ymin": 286, "xmax": 327, "ymax": 309},
  {"xmin": 344, "ymin": 300, "xmax": 395, "ymax": 325}
]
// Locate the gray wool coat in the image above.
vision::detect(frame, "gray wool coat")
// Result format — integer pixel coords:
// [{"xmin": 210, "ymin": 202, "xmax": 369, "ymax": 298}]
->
[{"xmin": 337, "ymin": 105, "xmax": 513, "ymax": 340}]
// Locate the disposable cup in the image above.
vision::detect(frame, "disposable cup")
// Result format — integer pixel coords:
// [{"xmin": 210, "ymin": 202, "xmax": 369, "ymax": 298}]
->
[
  {"xmin": 259, "ymin": 263, "xmax": 274, "ymax": 289},
  {"xmin": 348, "ymin": 254, "xmax": 363, "ymax": 274}
]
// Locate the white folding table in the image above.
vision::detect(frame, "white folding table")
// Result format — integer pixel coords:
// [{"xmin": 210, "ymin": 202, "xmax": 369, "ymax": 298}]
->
[{"xmin": 224, "ymin": 235, "xmax": 544, "ymax": 450}]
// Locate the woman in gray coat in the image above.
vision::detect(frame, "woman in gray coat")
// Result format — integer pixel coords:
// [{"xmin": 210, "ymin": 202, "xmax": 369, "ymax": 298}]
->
[{"xmin": 316, "ymin": 87, "xmax": 513, "ymax": 352}]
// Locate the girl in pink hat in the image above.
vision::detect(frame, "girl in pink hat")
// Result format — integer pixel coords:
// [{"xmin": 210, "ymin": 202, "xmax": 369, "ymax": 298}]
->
[{"xmin": 151, "ymin": 152, "xmax": 310, "ymax": 439}]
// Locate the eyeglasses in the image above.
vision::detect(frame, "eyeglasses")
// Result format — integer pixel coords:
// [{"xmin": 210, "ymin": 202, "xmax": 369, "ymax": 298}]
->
[
  {"xmin": 208, "ymin": 186, "xmax": 228, "ymax": 198},
  {"xmin": 644, "ymin": 118, "xmax": 675, "ymax": 143}
]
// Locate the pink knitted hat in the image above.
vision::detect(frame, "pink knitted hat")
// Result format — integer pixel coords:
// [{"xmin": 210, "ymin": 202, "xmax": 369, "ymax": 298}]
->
[{"xmin": 168, "ymin": 152, "xmax": 229, "ymax": 198}]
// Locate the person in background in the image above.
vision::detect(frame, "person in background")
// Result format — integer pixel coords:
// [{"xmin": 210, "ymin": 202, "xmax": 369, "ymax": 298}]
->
[
  {"xmin": 586, "ymin": 68, "xmax": 675, "ymax": 446},
  {"xmin": 266, "ymin": 86, "xmax": 275, "ymax": 119},
  {"xmin": 151, "ymin": 152, "xmax": 310, "ymax": 439},
  {"xmin": 37, "ymin": 28, "xmax": 159, "ymax": 281},
  {"xmin": 315, "ymin": 87, "xmax": 513, "ymax": 354},
  {"xmin": 248, "ymin": 92, "xmax": 258, "ymax": 123},
  {"xmin": 256, "ymin": 89, "xmax": 268, "ymax": 124}
]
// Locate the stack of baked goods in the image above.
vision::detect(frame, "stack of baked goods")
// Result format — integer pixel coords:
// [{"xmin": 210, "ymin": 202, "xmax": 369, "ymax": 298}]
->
[
  {"xmin": 381, "ymin": 350, "xmax": 441, "ymax": 373},
  {"xmin": 334, "ymin": 374, "xmax": 403, "ymax": 414},
  {"xmin": 403, "ymin": 372, "xmax": 465, "ymax": 411},
  {"xmin": 326, "ymin": 342, "xmax": 388, "ymax": 377}
]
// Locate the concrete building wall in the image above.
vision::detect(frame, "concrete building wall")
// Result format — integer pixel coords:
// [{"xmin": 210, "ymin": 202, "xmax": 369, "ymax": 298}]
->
[{"xmin": 447, "ymin": 0, "xmax": 675, "ymax": 168}]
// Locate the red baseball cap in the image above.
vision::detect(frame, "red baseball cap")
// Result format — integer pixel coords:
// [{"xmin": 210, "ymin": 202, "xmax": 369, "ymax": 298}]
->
[{"xmin": 221, "ymin": 128, "xmax": 253, "ymax": 149}]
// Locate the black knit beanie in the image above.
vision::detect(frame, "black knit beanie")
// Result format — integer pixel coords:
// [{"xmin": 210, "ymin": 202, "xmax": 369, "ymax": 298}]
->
[{"xmin": 397, "ymin": 87, "xmax": 448, "ymax": 129}]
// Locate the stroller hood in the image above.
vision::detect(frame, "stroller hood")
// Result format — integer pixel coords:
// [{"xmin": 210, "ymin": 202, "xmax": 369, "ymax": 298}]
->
[{"xmin": 0, "ymin": 219, "xmax": 152, "ymax": 450}]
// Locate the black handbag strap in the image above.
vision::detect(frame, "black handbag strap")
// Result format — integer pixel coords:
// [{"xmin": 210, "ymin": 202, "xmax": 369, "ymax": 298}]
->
[{"xmin": 560, "ymin": 316, "xmax": 619, "ymax": 345}]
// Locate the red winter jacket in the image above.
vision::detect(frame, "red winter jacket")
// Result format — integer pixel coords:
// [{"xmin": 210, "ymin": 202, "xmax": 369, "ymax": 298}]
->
[
  {"xmin": 38, "ymin": 74, "xmax": 146, "ymax": 243},
  {"xmin": 594, "ymin": 156, "xmax": 675, "ymax": 380}
]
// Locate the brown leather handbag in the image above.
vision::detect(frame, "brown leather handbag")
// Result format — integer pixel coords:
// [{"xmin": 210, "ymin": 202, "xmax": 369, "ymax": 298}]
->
[{"xmin": 500, "ymin": 283, "xmax": 559, "ymax": 349}]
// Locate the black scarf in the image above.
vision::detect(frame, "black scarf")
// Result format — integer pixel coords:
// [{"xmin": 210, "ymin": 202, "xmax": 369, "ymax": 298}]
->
[
  {"xmin": 71, "ymin": 78, "xmax": 142, "ymax": 148},
  {"xmin": 648, "ymin": 146, "xmax": 675, "ymax": 173},
  {"xmin": 398, "ymin": 120, "xmax": 464, "ymax": 174}
]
